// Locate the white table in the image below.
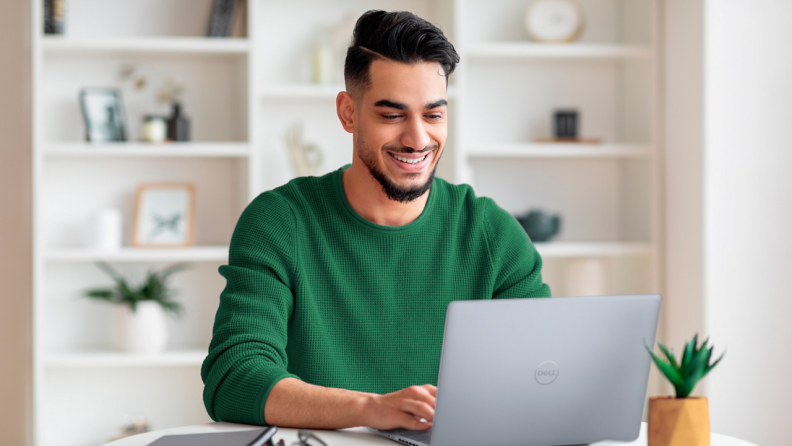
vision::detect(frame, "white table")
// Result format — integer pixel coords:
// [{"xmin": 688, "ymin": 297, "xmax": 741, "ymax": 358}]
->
[{"xmin": 103, "ymin": 421, "xmax": 760, "ymax": 446}]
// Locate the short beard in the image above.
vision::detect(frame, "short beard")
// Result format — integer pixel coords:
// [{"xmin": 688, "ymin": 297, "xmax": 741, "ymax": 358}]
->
[{"xmin": 357, "ymin": 138, "xmax": 439, "ymax": 203}]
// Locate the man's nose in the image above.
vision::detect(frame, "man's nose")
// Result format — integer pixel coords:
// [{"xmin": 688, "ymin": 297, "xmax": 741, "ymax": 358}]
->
[{"xmin": 401, "ymin": 115, "xmax": 431, "ymax": 151}]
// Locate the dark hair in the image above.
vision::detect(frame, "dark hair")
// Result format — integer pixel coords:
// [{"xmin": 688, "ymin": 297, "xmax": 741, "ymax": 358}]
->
[{"xmin": 344, "ymin": 10, "xmax": 460, "ymax": 95}]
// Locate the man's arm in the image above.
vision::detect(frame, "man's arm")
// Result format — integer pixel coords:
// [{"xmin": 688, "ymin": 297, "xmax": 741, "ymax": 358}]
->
[
  {"xmin": 265, "ymin": 378, "xmax": 437, "ymax": 430},
  {"xmin": 201, "ymin": 192, "xmax": 437, "ymax": 429},
  {"xmin": 201, "ymin": 192, "xmax": 302, "ymax": 426},
  {"xmin": 484, "ymin": 199, "xmax": 552, "ymax": 299}
]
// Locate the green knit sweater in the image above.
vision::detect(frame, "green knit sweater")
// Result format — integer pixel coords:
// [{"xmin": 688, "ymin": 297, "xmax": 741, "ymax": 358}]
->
[{"xmin": 201, "ymin": 164, "xmax": 551, "ymax": 426}]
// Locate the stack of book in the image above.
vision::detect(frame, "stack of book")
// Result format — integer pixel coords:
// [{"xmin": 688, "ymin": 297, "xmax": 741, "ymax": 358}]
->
[{"xmin": 207, "ymin": 0, "xmax": 245, "ymax": 38}]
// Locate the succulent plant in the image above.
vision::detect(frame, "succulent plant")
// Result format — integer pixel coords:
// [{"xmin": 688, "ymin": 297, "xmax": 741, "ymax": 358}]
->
[
  {"xmin": 645, "ymin": 334, "xmax": 725, "ymax": 398},
  {"xmin": 83, "ymin": 261, "xmax": 190, "ymax": 319}
]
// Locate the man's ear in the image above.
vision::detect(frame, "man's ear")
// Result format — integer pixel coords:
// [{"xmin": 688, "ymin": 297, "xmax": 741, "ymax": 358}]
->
[{"xmin": 336, "ymin": 91, "xmax": 357, "ymax": 133}]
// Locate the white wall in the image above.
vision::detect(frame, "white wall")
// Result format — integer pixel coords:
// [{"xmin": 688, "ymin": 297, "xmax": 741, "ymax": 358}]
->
[
  {"xmin": 666, "ymin": 1, "xmax": 792, "ymax": 444},
  {"xmin": 703, "ymin": 1, "xmax": 792, "ymax": 445},
  {"xmin": 662, "ymin": 0, "xmax": 706, "ymax": 396}
]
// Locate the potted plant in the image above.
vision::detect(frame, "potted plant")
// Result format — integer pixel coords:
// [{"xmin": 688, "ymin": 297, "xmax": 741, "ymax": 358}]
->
[
  {"xmin": 645, "ymin": 334, "xmax": 725, "ymax": 446},
  {"xmin": 84, "ymin": 260, "xmax": 190, "ymax": 353}
]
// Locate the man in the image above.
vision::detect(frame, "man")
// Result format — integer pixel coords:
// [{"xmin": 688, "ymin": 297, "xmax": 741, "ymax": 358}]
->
[{"xmin": 201, "ymin": 9, "xmax": 551, "ymax": 432}]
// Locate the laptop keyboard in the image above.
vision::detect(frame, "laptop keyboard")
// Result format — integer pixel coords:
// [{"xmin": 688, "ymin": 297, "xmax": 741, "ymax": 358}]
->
[{"xmin": 387, "ymin": 428, "xmax": 433, "ymax": 445}]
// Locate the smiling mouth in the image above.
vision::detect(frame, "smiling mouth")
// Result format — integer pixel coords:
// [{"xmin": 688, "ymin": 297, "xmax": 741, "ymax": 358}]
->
[{"xmin": 388, "ymin": 152, "xmax": 428, "ymax": 164}]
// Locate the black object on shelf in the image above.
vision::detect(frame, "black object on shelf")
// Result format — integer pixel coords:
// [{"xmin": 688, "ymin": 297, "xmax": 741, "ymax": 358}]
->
[
  {"xmin": 167, "ymin": 102, "xmax": 190, "ymax": 142},
  {"xmin": 515, "ymin": 209, "xmax": 562, "ymax": 242},
  {"xmin": 207, "ymin": 0, "xmax": 237, "ymax": 37},
  {"xmin": 553, "ymin": 110, "xmax": 579, "ymax": 139},
  {"xmin": 44, "ymin": 0, "xmax": 66, "ymax": 35}
]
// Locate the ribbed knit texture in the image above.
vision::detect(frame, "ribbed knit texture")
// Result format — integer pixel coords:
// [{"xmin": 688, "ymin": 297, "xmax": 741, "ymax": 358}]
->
[{"xmin": 201, "ymin": 164, "xmax": 551, "ymax": 426}]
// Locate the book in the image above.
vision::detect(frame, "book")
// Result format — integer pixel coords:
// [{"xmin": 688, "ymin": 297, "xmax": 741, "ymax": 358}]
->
[
  {"xmin": 230, "ymin": 0, "xmax": 247, "ymax": 38},
  {"xmin": 207, "ymin": 0, "xmax": 237, "ymax": 38},
  {"xmin": 146, "ymin": 428, "xmax": 271, "ymax": 446},
  {"xmin": 44, "ymin": 0, "xmax": 65, "ymax": 34}
]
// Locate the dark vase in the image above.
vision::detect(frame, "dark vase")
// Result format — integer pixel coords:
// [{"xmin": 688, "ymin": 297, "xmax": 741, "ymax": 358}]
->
[
  {"xmin": 167, "ymin": 102, "xmax": 190, "ymax": 142},
  {"xmin": 515, "ymin": 210, "xmax": 562, "ymax": 242}
]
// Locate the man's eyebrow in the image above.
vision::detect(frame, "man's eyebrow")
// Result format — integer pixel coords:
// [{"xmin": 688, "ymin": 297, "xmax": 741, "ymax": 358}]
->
[
  {"xmin": 373, "ymin": 99, "xmax": 407, "ymax": 110},
  {"xmin": 372, "ymin": 98, "xmax": 448, "ymax": 110},
  {"xmin": 425, "ymin": 99, "xmax": 448, "ymax": 110}
]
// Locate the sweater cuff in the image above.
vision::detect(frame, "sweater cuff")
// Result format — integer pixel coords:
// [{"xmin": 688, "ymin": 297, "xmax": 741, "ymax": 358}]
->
[{"xmin": 258, "ymin": 372, "xmax": 302, "ymax": 426}]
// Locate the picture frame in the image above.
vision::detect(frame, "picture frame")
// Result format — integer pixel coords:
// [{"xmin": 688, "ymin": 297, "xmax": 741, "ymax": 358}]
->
[
  {"xmin": 132, "ymin": 182, "xmax": 196, "ymax": 248},
  {"xmin": 79, "ymin": 87, "xmax": 127, "ymax": 142}
]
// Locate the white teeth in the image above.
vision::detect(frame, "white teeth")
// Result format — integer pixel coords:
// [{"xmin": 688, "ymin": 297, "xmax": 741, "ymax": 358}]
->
[{"xmin": 392, "ymin": 153, "xmax": 427, "ymax": 164}]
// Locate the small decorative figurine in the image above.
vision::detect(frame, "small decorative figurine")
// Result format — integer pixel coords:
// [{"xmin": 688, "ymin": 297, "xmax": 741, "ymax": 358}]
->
[{"xmin": 285, "ymin": 122, "xmax": 323, "ymax": 177}]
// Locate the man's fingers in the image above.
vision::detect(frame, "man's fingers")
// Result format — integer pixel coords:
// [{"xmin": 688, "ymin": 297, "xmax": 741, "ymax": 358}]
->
[
  {"xmin": 422, "ymin": 384, "xmax": 437, "ymax": 397},
  {"xmin": 408, "ymin": 386, "xmax": 436, "ymax": 409},
  {"xmin": 400, "ymin": 400, "xmax": 435, "ymax": 422},
  {"xmin": 399, "ymin": 413, "xmax": 433, "ymax": 431}
]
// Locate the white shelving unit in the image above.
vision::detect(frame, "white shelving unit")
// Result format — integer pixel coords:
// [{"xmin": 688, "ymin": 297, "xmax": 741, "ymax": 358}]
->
[
  {"xmin": 260, "ymin": 84, "xmax": 457, "ymax": 100},
  {"xmin": 41, "ymin": 36, "xmax": 251, "ymax": 54},
  {"xmin": 31, "ymin": 1, "xmax": 661, "ymax": 445},
  {"xmin": 44, "ymin": 142, "xmax": 251, "ymax": 158},
  {"xmin": 454, "ymin": 0, "xmax": 661, "ymax": 299},
  {"xmin": 467, "ymin": 143, "xmax": 654, "ymax": 159},
  {"xmin": 466, "ymin": 42, "xmax": 653, "ymax": 59},
  {"xmin": 44, "ymin": 349, "xmax": 208, "ymax": 368},
  {"xmin": 32, "ymin": 0, "xmax": 255, "ymax": 444},
  {"xmin": 44, "ymin": 246, "xmax": 230, "ymax": 263},
  {"xmin": 535, "ymin": 242, "xmax": 655, "ymax": 259}
]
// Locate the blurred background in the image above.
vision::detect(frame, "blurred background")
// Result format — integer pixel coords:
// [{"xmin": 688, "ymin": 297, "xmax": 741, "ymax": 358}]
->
[{"xmin": 0, "ymin": 0, "xmax": 789, "ymax": 445}]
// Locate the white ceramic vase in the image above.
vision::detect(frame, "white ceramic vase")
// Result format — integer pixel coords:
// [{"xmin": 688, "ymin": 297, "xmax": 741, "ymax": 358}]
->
[
  {"xmin": 113, "ymin": 301, "xmax": 168, "ymax": 353},
  {"xmin": 90, "ymin": 208, "xmax": 122, "ymax": 251}
]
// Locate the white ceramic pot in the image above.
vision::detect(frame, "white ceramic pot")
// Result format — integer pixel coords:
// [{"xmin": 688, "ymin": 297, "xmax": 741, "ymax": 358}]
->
[{"xmin": 113, "ymin": 301, "xmax": 168, "ymax": 353}]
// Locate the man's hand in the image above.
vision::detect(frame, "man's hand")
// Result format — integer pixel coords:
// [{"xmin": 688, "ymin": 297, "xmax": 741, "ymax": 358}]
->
[
  {"xmin": 361, "ymin": 384, "xmax": 437, "ymax": 431},
  {"xmin": 264, "ymin": 378, "xmax": 437, "ymax": 430}
]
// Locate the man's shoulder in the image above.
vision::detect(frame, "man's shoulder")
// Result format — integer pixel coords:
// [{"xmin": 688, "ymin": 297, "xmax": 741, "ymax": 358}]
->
[
  {"xmin": 250, "ymin": 169, "xmax": 338, "ymax": 212},
  {"xmin": 433, "ymin": 176, "xmax": 500, "ymax": 220}
]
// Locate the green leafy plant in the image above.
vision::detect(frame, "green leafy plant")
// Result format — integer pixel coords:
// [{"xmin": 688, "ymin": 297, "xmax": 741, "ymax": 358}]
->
[
  {"xmin": 83, "ymin": 261, "xmax": 190, "ymax": 319},
  {"xmin": 645, "ymin": 334, "xmax": 725, "ymax": 398}
]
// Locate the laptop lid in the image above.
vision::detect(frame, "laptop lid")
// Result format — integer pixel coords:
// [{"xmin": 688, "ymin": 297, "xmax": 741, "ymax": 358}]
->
[{"xmin": 429, "ymin": 294, "xmax": 661, "ymax": 446}]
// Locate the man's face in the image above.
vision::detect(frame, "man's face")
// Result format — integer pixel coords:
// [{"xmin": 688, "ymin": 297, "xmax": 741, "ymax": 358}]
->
[{"xmin": 354, "ymin": 59, "xmax": 448, "ymax": 203}]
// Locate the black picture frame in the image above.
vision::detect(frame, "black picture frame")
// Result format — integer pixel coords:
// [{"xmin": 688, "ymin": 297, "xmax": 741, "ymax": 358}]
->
[{"xmin": 79, "ymin": 88, "xmax": 128, "ymax": 142}]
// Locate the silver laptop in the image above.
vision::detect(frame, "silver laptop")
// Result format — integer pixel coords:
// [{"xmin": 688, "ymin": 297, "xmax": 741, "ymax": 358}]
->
[{"xmin": 369, "ymin": 294, "xmax": 661, "ymax": 446}]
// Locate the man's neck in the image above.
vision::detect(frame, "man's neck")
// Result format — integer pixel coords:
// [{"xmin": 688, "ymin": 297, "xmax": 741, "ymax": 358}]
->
[{"xmin": 342, "ymin": 163, "xmax": 430, "ymax": 227}]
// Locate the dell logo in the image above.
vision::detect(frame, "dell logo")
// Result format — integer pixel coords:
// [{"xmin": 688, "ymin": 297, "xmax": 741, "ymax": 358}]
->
[{"xmin": 535, "ymin": 361, "xmax": 560, "ymax": 385}]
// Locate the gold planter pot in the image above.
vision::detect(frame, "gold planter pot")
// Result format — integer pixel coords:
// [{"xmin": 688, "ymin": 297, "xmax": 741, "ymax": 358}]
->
[{"xmin": 648, "ymin": 396, "xmax": 710, "ymax": 446}]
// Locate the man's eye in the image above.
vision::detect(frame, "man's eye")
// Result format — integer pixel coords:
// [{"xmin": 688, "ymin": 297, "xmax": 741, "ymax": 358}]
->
[
  {"xmin": 383, "ymin": 115, "xmax": 402, "ymax": 120},
  {"xmin": 426, "ymin": 114, "xmax": 443, "ymax": 120}
]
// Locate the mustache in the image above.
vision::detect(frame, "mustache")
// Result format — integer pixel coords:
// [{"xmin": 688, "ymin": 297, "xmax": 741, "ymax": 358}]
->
[{"xmin": 383, "ymin": 144, "xmax": 439, "ymax": 154}]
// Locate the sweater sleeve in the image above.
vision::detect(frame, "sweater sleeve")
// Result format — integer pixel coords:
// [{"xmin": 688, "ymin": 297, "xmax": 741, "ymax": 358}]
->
[
  {"xmin": 484, "ymin": 199, "xmax": 552, "ymax": 299},
  {"xmin": 201, "ymin": 192, "xmax": 302, "ymax": 426}
]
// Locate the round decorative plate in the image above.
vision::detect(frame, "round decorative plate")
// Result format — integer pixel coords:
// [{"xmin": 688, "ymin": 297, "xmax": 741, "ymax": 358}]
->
[{"xmin": 525, "ymin": 0, "xmax": 585, "ymax": 43}]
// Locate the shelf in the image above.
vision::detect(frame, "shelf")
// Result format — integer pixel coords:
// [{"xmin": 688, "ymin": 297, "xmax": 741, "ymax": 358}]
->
[
  {"xmin": 43, "ymin": 349, "xmax": 207, "ymax": 368},
  {"xmin": 45, "ymin": 246, "xmax": 229, "ymax": 263},
  {"xmin": 261, "ymin": 84, "xmax": 458, "ymax": 100},
  {"xmin": 468, "ymin": 143, "xmax": 654, "ymax": 159},
  {"xmin": 44, "ymin": 142, "xmax": 251, "ymax": 158},
  {"xmin": 467, "ymin": 42, "xmax": 653, "ymax": 60},
  {"xmin": 534, "ymin": 242, "xmax": 655, "ymax": 258},
  {"xmin": 41, "ymin": 36, "xmax": 250, "ymax": 55},
  {"xmin": 261, "ymin": 84, "xmax": 345, "ymax": 99}
]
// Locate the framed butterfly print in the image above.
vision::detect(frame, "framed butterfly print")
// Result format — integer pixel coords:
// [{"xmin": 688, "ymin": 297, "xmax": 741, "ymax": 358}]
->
[{"xmin": 132, "ymin": 182, "xmax": 196, "ymax": 247}]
